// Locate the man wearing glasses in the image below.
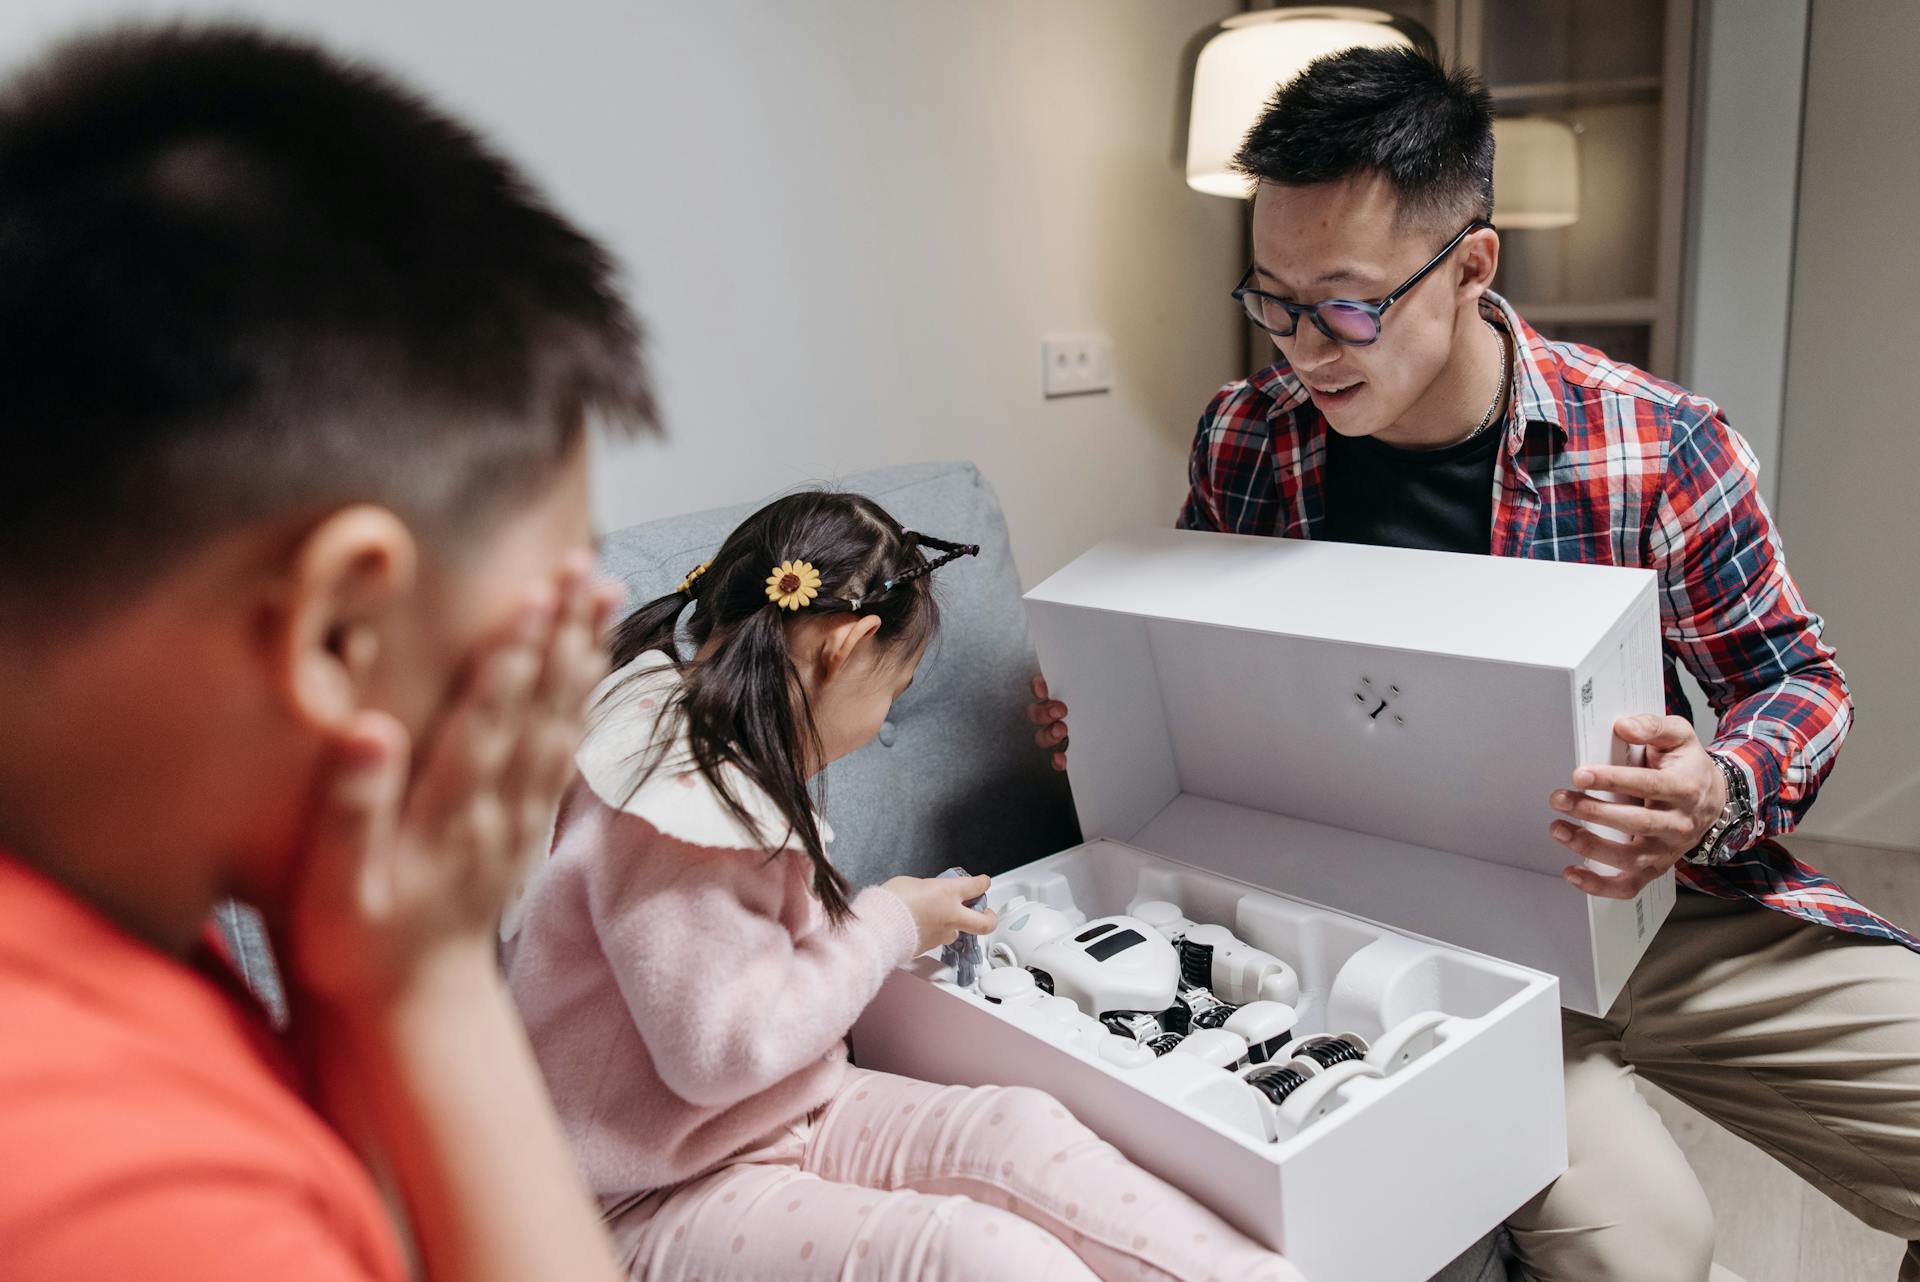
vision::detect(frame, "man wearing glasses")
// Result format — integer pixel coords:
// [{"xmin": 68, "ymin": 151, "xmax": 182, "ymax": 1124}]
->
[{"xmin": 1032, "ymin": 46, "xmax": 1920, "ymax": 1282}]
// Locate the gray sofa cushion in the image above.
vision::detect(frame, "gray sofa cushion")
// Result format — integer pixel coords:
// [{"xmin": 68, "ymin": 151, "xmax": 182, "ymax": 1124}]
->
[
  {"xmin": 1435, "ymin": 1231, "xmax": 1513, "ymax": 1282},
  {"xmin": 214, "ymin": 900, "xmax": 285, "ymax": 1025},
  {"xmin": 595, "ymin": 459, "xmax": 1080, "ymax": 886}
]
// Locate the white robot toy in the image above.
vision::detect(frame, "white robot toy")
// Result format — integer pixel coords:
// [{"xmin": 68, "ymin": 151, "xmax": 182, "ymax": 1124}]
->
[{"xmin": 982, "ymin": 896, "xmax": 1299, "ymax": 1069}]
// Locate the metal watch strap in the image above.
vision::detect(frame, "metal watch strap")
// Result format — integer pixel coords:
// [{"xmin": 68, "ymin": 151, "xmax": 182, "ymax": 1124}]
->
[
  {"xmin": 1720, "ymin": 752, "xmax": 1760, "ymax": 850},
  {"xmin": 1687, "ymin": 753, "xmax": 1756, "ymax": 866}
]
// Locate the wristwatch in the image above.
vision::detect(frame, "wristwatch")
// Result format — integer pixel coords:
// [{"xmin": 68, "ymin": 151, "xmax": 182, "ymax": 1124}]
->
[{"xmin": 1685, "ymin": 753, "xmax": 1758, "ymax": 866}]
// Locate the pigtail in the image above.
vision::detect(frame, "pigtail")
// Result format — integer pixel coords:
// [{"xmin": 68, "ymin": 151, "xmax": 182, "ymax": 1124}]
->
[
  {"xmin": 608, "ymin": 586, "xmax": 693, "ymax": 674},
  {"xmin": 681, "ymin": 606, "xmax": 852, "ymax": 921}
]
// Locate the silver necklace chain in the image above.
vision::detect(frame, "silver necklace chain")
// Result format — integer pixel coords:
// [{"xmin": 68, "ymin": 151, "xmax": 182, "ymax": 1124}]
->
[{"xmin": 1464, "ymin": 319, "xmax": 1511, "ymax": 443}]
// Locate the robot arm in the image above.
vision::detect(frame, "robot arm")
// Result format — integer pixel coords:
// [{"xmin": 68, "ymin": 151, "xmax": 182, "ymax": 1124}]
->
[{"xmin": 1134, "ymin": 900, "xmax": 1301, "ymax": 1007}]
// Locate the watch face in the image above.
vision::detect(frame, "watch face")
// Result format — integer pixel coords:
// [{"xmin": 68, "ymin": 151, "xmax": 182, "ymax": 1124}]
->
[
  {"xmin": 1698, "ymin": 815, "xmax": 1749, "ymax": 863},
  {"xmin": 1685, "ymin": 827, "xmax": 1725, "ymax": 865},
  {"xmin": 1718, "ymin": 757, "xmax": 1758, "ymax": 852}
]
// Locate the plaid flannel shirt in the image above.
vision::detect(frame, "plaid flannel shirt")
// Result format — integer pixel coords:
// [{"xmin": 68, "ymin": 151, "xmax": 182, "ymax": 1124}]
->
[{"xmin": 1179, "ymin": 292, "xmax": 1915, "ymax": 950}]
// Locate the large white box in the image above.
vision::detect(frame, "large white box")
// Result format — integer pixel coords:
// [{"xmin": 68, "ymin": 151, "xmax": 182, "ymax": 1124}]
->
[
  {"xmin": 1023, "ymin": 527, "xmax": 1673, "ymax": 1017},
  {"xmin": 855, "ymin": 839, "xmax": 1566, "ymax": 1282},
  {"xmin": 852, "ymin": 530, "xmax": 1672, "ymax": 1280}
]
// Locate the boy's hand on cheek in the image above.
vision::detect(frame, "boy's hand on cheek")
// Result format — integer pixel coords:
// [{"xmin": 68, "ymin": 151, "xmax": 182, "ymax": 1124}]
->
[{"xmin": 287, "ymin": 558, "xmax": 623, "ymax": 1014}]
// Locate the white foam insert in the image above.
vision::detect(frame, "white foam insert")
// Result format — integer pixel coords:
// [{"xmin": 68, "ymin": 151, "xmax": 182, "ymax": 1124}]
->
[{"xmin": 852, "ymin": 840, "xmax": 1565, "ymax": 1282}]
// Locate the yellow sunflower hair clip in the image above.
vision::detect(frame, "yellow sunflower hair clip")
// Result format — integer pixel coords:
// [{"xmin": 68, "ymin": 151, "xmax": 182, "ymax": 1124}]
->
[
  {"xmin": 766, "ymin": 560, "xmax": 823, "ymax": 611},
  {"xmin": 676, "ymin": 560, "xmax": 712, "ymax": 595}
]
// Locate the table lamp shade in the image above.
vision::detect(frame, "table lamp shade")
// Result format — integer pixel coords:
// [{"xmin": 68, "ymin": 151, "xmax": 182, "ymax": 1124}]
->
[
  {"xmin": 1492, "ymin": 117, "xmax": 1581, "ymax": 229},
  {"xmin": 1184, "ymin": 8, "xmax": 1428, "ymax": 197}
]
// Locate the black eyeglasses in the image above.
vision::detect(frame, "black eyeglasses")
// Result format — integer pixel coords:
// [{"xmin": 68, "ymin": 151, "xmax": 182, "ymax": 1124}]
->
[{"xmin": 1231, "ymin": 219, "xmax": 1493, "ymax": 347}]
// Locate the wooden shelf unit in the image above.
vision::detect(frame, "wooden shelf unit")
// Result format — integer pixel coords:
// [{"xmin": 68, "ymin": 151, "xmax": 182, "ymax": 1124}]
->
[
  {"xmin": 1448, "ymin": 0, "xmax": 1697, "ymax": 378},
  {"xmin": 1493, "ymin": 75, "xmax": 1664, "ymax": 110},
  {"xmin": 1510, "ymin": 297, "xmax": 1662, "ymax": 324}
]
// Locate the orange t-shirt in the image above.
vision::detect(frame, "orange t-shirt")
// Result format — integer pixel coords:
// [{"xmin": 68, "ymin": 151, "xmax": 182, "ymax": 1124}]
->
[{"xmin": 0, "ymin": 850, "xmax": 408, "ymax": 1282}]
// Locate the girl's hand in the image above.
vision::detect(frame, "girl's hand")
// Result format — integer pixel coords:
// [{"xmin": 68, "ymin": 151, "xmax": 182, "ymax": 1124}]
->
[
  {"xmin": 288, "ymin": 557, "xmax": 623, "ymax": 1013},
  {"xmin": 883, "ymin": 873, "xmax": 997, "ymax": 953}
]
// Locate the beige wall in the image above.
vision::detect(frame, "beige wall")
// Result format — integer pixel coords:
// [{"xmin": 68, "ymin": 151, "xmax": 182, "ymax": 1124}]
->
[
  {"xmin": 1681, "ymin": 0, "xmax": 1809, "ymax": 505},
  {"xmin": 570, "ymin": 0, "xmax": 1246, "ymax": 584},
  {"xmin": 0, "ymin": 0, "xmax": 1245, "ymax": 586},
  {"xmin": 1777, "ymin": 0, "xmax": 1920, "ymax": 849}
]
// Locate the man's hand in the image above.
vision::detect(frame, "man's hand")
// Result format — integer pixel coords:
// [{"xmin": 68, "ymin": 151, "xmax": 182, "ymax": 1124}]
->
[
  {"xmin": 1028, "ymin": 674, "xmax": 1070, "ymax": 772},
  {"xmin": 289, "ymin": 555, "xmax": 623, "ymax": 1011},
  {"xmin": 1553, "ymin": 714, "xmax": 1726, "ymax": 900}
]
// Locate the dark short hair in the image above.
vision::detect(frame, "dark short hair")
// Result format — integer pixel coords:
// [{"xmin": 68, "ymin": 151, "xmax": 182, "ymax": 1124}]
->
[
  {"xmin": 1233, "ymin": 46, "xmax": 1494, "ymax": 229},
  {"xmin": 0, "ymin": 24, "xmax": 656, "ymax": 613}
]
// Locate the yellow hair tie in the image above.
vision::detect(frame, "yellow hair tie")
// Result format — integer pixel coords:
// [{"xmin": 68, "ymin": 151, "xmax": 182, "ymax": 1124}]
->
[
  {"xmin": 676, "ymin": 561, "xmax": 711, "ymax": 594},
  {"xmin": 765, "ymin": 560, "xmax": 823, "ymax": 611}
]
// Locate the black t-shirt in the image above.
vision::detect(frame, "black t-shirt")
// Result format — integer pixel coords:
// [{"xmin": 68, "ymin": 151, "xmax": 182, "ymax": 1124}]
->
[{"xmin": 1323, "ymin": 413, "xmax": 1503, "ymax": 555}]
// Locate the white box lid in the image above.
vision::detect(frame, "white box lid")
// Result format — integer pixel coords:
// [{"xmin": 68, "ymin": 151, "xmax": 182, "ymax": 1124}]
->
[{"xmin": 1023, "ymin": 528, "xmax": 1669, "ymax": 1011}]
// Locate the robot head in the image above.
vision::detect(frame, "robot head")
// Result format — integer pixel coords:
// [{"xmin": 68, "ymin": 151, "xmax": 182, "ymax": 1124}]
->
[
  {"xmin": 1027, "ymin": 916, "xmax": 1182, "ymax": 1017},
  {"xmin": 985, "ymin": 896, "xmax": 1083, "ymax": 967}
]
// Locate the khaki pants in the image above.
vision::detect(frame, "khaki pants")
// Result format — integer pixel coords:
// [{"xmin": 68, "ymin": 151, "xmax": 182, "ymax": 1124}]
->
[{"xmin": 1506, "ymin": 888, "xmax": 1920, "ymax": 1282}]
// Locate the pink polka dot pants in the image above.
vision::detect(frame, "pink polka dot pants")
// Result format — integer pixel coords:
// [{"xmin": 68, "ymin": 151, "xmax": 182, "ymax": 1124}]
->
[{"xmin": 614, "ymin": 1066, "xmax": 1303, "ymax": 1282}]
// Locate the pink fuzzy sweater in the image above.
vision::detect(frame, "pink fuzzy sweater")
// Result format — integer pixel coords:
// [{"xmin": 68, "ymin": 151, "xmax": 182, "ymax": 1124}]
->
[{"xmin": 503, "ymin": 652, "xmax": 918, "ymax": 1203}]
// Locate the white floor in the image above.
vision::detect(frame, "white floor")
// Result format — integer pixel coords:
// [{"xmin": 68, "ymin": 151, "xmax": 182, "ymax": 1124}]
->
[{"xmin": 1643, "ymin": 837, "xmax": 1914, "ymax": 1282}]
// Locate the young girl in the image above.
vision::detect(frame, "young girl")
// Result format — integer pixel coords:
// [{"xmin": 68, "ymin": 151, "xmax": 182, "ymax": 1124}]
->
[{"xmin": 506, "ymin": 491, "xmax": 1301, "ymax": 1282}]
